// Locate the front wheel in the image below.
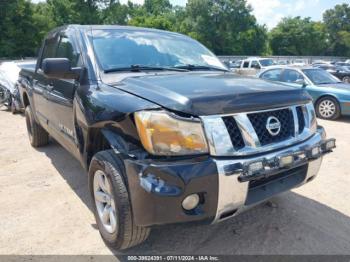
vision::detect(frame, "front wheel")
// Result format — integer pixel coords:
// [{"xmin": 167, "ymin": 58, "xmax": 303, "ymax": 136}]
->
[
  {"xmin": 88, "ymin": 150, "xmax": 150, "ymax": 250},
  {"xmin": 316, "ymin": 97, "xmax": 340, "ymax": 120}
]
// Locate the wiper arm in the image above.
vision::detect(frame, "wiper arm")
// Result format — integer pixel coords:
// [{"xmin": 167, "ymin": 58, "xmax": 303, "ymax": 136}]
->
[
  {"xmin": 173, "ymin": 64, "xmax": 229, "ymax": 72},
  {"xmin": 104, "ymin": 64, "xmax": 189, "ymax": 73}
]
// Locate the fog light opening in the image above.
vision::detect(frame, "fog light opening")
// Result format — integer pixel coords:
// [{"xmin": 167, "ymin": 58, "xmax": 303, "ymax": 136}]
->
[
  {"xmin": 182, "ymin": 194, "xmax": 200, "ymax": 211},
  {"xmin": 278, "ymin": 155, "xmax": 294, "ymax": 168}
]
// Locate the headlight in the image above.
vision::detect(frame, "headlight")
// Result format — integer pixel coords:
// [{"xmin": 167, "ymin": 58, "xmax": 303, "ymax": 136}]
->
[{"xmin": 134, "ymin": 111, "xmax": 208, "ymax": 155}]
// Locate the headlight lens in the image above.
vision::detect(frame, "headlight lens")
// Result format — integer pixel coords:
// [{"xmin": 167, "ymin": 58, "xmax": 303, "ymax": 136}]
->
[{"xmin": 134, "ymin": 111, "xmax": 208, "ymax": 155}]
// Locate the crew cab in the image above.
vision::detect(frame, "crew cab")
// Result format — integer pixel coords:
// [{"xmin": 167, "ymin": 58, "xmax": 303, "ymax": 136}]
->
[
  {"xmin": 235, "ymin": 57, "xmax": 275, "ymax": 76},
  {"xmin": 18, "ymin": 25, "xmax": 335, "ymax": 250}
]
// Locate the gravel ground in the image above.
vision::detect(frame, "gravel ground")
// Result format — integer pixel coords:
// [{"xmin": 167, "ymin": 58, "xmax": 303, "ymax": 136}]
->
[{"xmin": 0, "ymin": 108, "xmax": 350, "ymax": 256}]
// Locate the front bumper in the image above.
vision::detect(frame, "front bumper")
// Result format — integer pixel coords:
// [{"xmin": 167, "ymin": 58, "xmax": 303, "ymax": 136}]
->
[{"xmin": 124, "ymin": 127, "xmax": 333, "ymax": 227}]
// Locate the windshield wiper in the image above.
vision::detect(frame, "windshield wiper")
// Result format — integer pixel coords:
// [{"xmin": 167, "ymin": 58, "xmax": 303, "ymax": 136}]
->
[
  {"xmin": 104, "ymin": 64, "xmax": 189, "ymax": 73},
  {"xmin": 173, "ymin": 64, "xmax": 229, "ymax": 72}
]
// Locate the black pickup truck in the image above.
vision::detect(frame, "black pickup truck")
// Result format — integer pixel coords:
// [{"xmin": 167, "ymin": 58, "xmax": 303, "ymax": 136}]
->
[{"xmin": 18, "ymin": 25, "xmax": 335, "ymax": 250}]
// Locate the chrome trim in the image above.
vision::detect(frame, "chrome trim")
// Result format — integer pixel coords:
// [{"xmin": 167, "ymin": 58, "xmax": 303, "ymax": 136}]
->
[
  {"xmin": 202, "ymin": 117, "xmax": 235, "ymax": 155},
  {"xmin": 234, "ymin": 114, "xmax": 261, "ymax": 148},
  {"xmin": 291, "ymin": 106, "xmax": 299, "ymax": 136},
  {"xmin": 201, "ymin": 102, "xmax": 315, "ymax": 156},
  {"xmin": 212, "ymin": 127, "xmax": 325, "ymax": 223}
]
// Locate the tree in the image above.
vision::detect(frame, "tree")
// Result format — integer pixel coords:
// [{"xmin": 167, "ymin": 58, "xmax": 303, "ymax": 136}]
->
[
  {"xmin": 269, "ymin": 17, "xmax": 328, "ymax": 56},
  {"xmin": 323, "ymin": 4, "xmax": 350, "ymax": 56},
  {"xmin": 178, "ymin": 0, "xmax": 267, "ymax": 55},
  {"xmin": 0, "ymin": 0, "xmax": 39, "ymax": 57}
]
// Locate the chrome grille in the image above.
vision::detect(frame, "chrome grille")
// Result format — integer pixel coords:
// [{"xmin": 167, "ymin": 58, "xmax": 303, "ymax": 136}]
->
[
  {"xmin": 247, "ymin": 108, "xmax": 294, "ymax": 146},
  {"xmin": 201, "ymin": 103, "xmax": 316, "ymax": 156},
  {"xmin": 222, "ymin": 116, "xmax": 245, "ymax": 150},
  {"xmin": 296, "ymin": 106, "xmax": 306, "ymax": 134}
]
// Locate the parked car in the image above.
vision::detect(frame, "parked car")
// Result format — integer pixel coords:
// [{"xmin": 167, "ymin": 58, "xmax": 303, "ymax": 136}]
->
[
  {"xmin": 292, "ymin": 59, "xmax": 308, "ymax": 66},
  {"xmin": 335, "ymin": 62, "xmax": 350, "ymax": 71},
  {"xmin": 0, "ymin": 61, "xmax": 35, "ymax": 113},
  {"xmin": 235, "ymin": 57, "xmax": 275, "ymax": 76},
  {"xmin": 259, "ymin": 66, "xmax": 350, "ymax": 120},
  {"xmin": 314, "ymin": 64, "xmax": 350, "ymax": 83},
  {"xmin": 18, "ymin": 25, "xmax": 335, "ymax": 250}
]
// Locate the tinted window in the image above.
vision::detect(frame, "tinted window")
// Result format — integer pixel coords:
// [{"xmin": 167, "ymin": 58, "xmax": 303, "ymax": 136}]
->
[
  {"xmin": 243, "ymin": 61, "xmax": 249, "ymax": 68},
  {"xmin": 40, "ymin": 37, "xmax": 59, "ymax": 69},
  {"xmin": 281, "ymin": 69, "xmax": 304, "ymax": 83},
  {"xmin": 261, "ymin": 69, "xmax": 282, "ymax": 81},
  {"xmin": 56, "ymin": 36, "xmax": 78, "ymax": 67},
  {"xmin": 251, "ymin": 60, "xmax": 260, "ymax": 69},
  {"xmin": 302, "ymin": 69, "xmax": 341, "ymax": 85},
  {"xmin": 259, "ymin": 59, "xmax": 274, "ymax": 67}
]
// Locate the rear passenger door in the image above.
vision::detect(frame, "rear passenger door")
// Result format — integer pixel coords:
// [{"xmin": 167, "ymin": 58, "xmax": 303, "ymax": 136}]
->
[{"xmin": 45, "ymin": 30, "xmax": 81, "ymax": 151}]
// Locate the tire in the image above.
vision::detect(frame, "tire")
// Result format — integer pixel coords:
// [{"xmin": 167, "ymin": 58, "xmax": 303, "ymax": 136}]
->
[
  {"xmin": 10, "ymin": 97, "xmax": 16, "ymax": 114},
  {"xmin": 88, "ymin": 150, "xmax": 150, "ymax": 250},
  {"xmin": 25, "ymin": 106, "xmax": 49, "ymax": 147},
  {"xmin": 316, "ymin": 96, "xmax": 341, "ymax": 120},
  {"xmin": 342, "ymin": 76, "xmax": 350, "ymax": 84}
]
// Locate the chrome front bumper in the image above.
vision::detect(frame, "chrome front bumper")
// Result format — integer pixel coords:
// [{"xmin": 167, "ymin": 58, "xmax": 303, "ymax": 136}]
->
[{"xmin": 212, "ymin": 127, "xmax": 330, "ymax": 223}]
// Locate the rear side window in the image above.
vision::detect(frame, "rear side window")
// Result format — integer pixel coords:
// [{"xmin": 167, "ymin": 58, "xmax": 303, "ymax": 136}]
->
[
  {"xmin": 243, "ymin": 61, "xmax": 249, "ymax": 68},
  {"xmin": 56, "ymin": 36, "xmax": 79, "ymax": 67},
  {"xmin": 260, "ymin": 69, "xmax": 282, "ymax": 81},
  {"xmin": 281, "ymin": 69, "xmax": 304, "ymax": 83}
]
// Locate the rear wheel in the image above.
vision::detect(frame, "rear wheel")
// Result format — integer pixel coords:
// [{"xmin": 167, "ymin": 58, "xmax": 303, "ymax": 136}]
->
[
  {"xmin": 25, "ymin": 106, "xmax": 49, "ymax": 147},
  {"xmin": 89, "ymin": 150, "xmax": 150, "ymax": 250},
  {"xmin": 316, "ymin": 97, "xmax": 340, "ymax": 120}
]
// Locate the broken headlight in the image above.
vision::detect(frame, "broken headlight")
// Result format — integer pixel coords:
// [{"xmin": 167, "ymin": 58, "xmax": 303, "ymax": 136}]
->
[{"xmin": 134, "ymin": 110, "xmax": 208, "ymax": 156}]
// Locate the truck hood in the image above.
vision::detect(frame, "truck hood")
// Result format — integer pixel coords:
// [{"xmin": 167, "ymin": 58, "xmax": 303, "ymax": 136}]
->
[{"xmin": 111, "ymin": 72, "xmax": 311, "ymax": 116}]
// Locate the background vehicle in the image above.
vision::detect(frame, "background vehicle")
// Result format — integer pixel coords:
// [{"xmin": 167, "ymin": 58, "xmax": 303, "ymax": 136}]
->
[
  {"xmin": 292, "ymin": 59, "xmax": 308, "ymax": 66},
  {"xmin": 314, "ymin": 64, "xmax": 350, "ymax": 83},
  {"xmin": 0, "ymin": 61, "xmax": 35, "ymax": 113},
  {"xmin": 18, "ymin": 25, "xmax": 334, "ymax": 250},
  {"xmin": 236, "ymin": 57, "xmax": 275, "ymax": 76},
  {"xmin": 259, "ymin": 66, "xmax": 350, "ymax": 120}
]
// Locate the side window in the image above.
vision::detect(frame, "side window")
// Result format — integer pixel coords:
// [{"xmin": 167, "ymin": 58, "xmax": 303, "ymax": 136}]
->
[
  {"xmin": 281, "ymin": 69, "xmax": 304, "ymax": 83},
  {"xmin": 56, "ymin": 36, "xmax": 79, "ymax": 67},
  {"xmin": 251, "ymin": 60, "xmax": 260, "ymax": 69},
  {"xmin": 261, "ymin": 69, "xmax": 282, "ymax": 81},
  {"xmin": 39, "ymin": 37, "xmax": 59, "ymax": 69},
  {"xmin": 243, "ymin": 61, "xmax": 249, "ymax": 68}
]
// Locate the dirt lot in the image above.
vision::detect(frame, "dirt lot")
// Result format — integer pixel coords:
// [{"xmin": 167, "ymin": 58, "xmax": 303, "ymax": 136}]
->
[{"xmin": 1, "ymin": 108, "xmax": 350, "ymax": 256}]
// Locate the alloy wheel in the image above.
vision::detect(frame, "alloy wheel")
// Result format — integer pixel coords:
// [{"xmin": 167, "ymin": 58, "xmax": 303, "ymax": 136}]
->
[
  {"xmin": 319, "ymin": 99, "xmax": 336, "ymax": 118},
  {"xmin": 93, "ymin": 170, "xmax": 117, "ymax": 234}
]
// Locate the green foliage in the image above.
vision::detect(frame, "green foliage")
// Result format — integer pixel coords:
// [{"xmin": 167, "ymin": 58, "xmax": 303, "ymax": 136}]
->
[
  {"xmin": 323, "ymin": 3, "xmax": 350, "ymax": 56},
  {"xmin": 269, "ymin": 17, "xmax": 328, "ymax": 56},
  {"xmin": 0, "ymin": 0, "xmax": 349, "ymax": 58}
]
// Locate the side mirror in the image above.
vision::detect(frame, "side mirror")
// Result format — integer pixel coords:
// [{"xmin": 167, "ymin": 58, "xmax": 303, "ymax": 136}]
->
[
  {"xmin": 295, "ymin": 79, "xmax": 307, "ymax": 88},
  {"xmin": 42, "ymin": 58, "xmax": 81, "ymax": 79},
  {"xmin": 252, "ymin": 64, "xmax": 261, "ymax": 69}
]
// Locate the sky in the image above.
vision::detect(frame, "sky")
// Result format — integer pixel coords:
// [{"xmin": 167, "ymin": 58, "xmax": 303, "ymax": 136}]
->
[{"xmin": 31, "ymin": 0, "xmax": 350, "ymax": 29}]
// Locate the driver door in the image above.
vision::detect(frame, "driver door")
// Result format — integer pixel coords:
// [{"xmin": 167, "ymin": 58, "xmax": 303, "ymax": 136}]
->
[{"xmin": 45, "ymin": 31, "xmax": 81, "ymax": 152}]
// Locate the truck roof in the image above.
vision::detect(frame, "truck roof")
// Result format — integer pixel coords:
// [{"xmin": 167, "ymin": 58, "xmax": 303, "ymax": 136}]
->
[{"xmin": 48, "ymin": 24, "xmax": 186, "ymax": 38}]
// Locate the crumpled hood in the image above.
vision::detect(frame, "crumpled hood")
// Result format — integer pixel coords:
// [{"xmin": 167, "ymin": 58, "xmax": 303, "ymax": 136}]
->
[{"xmin": 111, "ymin": 72, "xmax": 311, "ymax": 116}]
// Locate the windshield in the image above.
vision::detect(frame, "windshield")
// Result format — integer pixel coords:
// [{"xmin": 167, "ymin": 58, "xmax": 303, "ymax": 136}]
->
[
  {"xmin": 259, "ymin": 59, "xmax": 274, "ymax": 67},
  {"xmin": 90, "ymin": 29, "xmax": 227, "ymax": 72},
  {"xmin": 302, "ymin": 69, "xmax": 341, "ymax": 85}
]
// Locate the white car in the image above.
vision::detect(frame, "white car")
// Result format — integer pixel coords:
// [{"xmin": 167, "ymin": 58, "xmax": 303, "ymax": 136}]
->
[{"xmin": 0, "ymin": 61, "xmax": 35, "ymax": 113}]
